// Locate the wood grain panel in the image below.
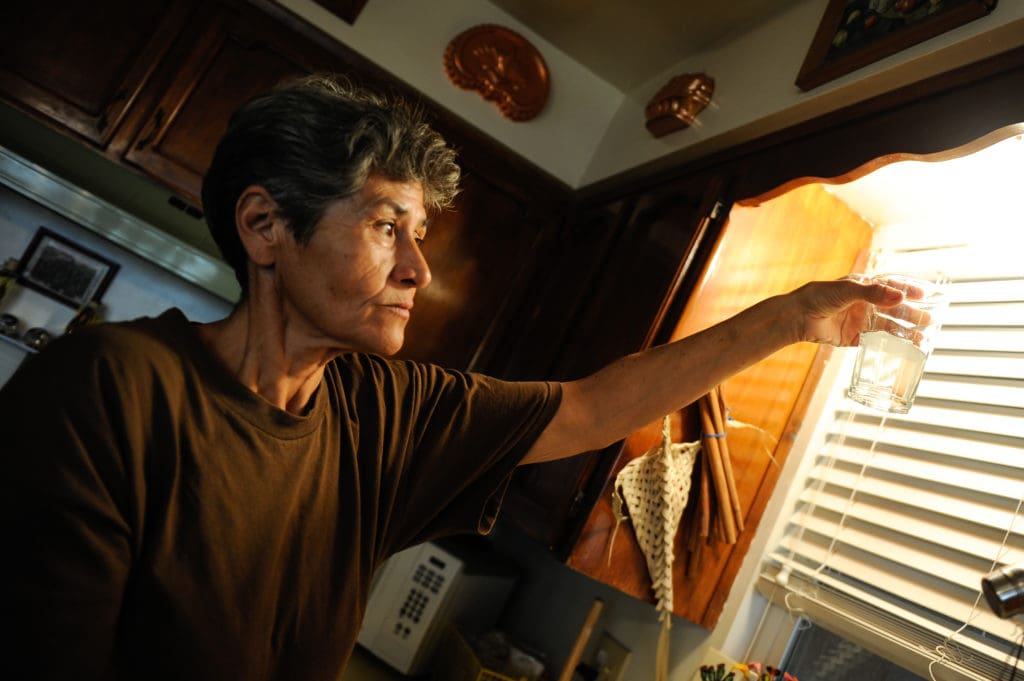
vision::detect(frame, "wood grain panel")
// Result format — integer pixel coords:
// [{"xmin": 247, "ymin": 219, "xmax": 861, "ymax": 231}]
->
[
  {"xmin": 0, "ymin": 0, "xmax": 195, "ymax": 145},
  {"xmin": 121, "ymin": 3, "xmax": 343, "ymax": 207},
  {"xmin": 566, "ymin": 182, "xmax": 873, "ymax": 628}
]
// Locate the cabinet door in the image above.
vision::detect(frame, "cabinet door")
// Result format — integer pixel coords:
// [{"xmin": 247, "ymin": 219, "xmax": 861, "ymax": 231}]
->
[
  {"xmin": 0, "ymin": 0, "xmax": 195, "ymax": 145},
  {"xmin": 120, "ymin": 3, "xmax": 340, "ymax": 207},
  {"xmin": 397, "ymin": 172, "xmax": 544, "ymax": 370},
  {"xmin": 566, "ymin": 183, "xmax": 873, "ymax": 628},
  {"xmin": 502, "ymin": 173, "xmax": 729, "ymax": 554}
]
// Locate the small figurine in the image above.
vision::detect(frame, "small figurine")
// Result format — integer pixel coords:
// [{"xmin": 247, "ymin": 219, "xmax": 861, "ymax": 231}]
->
[
  {"xmin": 22, "ymin": 327, "xmax": 52, "ymax": 351},
  {"xmin": 0, "ymin": 257, "xmax": 20, "ymax": 305},
  {"xmin": 644, "ymin": 73, "xmax": 715, "ymax": 137}
]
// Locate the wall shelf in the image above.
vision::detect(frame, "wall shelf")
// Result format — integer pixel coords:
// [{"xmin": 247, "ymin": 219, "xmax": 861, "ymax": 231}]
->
[{"xmin": 0, "ymin": 331, "xmax": 38, "ymax": 354}]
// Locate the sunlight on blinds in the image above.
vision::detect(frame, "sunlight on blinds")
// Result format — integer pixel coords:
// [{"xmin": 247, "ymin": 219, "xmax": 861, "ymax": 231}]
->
[
  {"xmin": 758, "ymin": 131, "xmax": 1024, "ymax": 681},
  {"xmin": 762, "ymin": 269, "xmax": 1024, "ymax": 681}
]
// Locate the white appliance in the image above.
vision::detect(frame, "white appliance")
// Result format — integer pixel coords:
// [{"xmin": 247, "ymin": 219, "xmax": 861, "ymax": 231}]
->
[{"xmin": 357, "ymin": 538, "xmax": 518, "ymax": 675}]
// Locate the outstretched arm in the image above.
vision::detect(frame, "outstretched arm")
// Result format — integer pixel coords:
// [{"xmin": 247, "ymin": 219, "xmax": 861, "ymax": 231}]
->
[{"xmin": 522, "ymin": 278, "xmax": 903, "ymax": 464}]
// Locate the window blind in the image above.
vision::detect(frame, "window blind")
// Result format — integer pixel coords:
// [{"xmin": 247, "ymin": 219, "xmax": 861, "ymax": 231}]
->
[{"xmin": 759, "ymin": 240, "xmax": 1024, "ymax": 681}]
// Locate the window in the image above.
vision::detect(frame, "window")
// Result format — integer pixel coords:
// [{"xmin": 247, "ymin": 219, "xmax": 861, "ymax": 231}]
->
[{"xmin": 757, "ymin": 131, "xmax": 1024, "ymax": 681}]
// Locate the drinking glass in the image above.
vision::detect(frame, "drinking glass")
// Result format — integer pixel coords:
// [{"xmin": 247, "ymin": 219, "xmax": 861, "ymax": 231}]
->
[{"xmin": 848, "ymin": 273, "xmax": 948, "ymax": 414}]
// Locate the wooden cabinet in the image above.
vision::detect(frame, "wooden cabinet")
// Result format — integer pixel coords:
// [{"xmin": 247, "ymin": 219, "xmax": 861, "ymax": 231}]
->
[
  {"xmin": 397, "ymin": 172, "xmax": 548, "ymax": 370},
  {"xmin": 500, "ymin": 171, "xmax": 729, "ymax": 554},
  {"xmin": 565, "ymin": 184, "xmax": 872, "ymax": 627},
  {"xmin": 116, "ymin": 3, "xmax": 343, "ymax": 206},
  {"xmin": 0, "ymin": 1, "xmax": 369, "ymax": 209},
  {"xmin": 0, "ymin": 0, "xmax": 195, "ymax": 146}
]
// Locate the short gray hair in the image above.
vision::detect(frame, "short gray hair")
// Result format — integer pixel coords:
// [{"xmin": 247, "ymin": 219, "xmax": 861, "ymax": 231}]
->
[{"xmin": 201, "ymin": 75, "xmax": 461, "ymax": 295}]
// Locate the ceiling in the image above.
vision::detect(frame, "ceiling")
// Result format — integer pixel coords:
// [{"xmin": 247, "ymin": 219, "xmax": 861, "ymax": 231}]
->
[{"xmin": 489, "ymin": 0, "xmax": 809, "ymax": 90}]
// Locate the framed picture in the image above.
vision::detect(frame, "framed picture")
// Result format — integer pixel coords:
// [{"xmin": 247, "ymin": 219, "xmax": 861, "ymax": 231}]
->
[
  {"xmin": 15, "ymin": 227, "xmax": 120, "ymax": 308},
  {"xmin": 796, "ymin": 0, "xmax": 997, "ymax": 91}
]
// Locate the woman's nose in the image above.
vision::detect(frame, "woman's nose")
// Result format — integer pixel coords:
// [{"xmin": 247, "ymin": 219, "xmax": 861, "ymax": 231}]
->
[{"xmin": 394, "ymin": 239, "xmax": 432, "ymax": 288}]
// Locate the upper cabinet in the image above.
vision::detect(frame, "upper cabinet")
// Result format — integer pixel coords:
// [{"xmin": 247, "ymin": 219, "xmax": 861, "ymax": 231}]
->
[
  {"xmin": 0, "ymin": 1, "xmax": 349, "ymax": 209},
  {"xmin": 498, "ymin": 170, "xmax": 730, "ymax": 552},
  {"xmin": 116, "ymin": 3, "xmax": 344, "ymax": 206},
  {"xmin": 565, "ymin": 183, "xmax": 872, "ymax": 628},
  {"xmin": 0, "ymin": 0, "xmax": 196, "ymax": 146}
]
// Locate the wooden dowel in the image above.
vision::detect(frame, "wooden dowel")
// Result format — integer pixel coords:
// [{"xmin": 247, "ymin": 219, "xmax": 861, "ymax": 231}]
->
[
  {"xmin": 698, "ymin": 448, "xmax": 711, "ymax": 540},
  {"xmin": 699, "ymin": 398, "xmax": 724, "ymax": 541},
  {"xmin": 709, "ymin": 386, "xmax": 744, "ymax": 532},
  {"xmin": 697, "ymin": 426, "xmax": 717, "ymax": 546},
  {"xmin": 557, "ymin": 598, "xmax": 604, "ymax": 681},
  {"xmin": 699, "ymin": 397, "xmax": 737, "ymax": 544}
]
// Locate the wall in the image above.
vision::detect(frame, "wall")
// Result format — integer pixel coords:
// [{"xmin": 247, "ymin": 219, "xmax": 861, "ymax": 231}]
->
[
  {"xmin": 582, "ymin": 0, "xmax": 1024, "ymax": 186},
  {"xmin": 276, "ymin": 0, "xmax": 1024, "ymax": 188},
  {"xmin": 0, "ymin": 170, "xmax": 233, "ymax": 387},
  {"xmin": 275, "ymin": 0, "xmax": 624, "ymax": 188}
]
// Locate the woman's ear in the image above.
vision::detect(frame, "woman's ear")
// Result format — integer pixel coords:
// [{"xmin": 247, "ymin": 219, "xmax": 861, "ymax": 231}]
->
[{"xmin": 235, "ymin": 185, "xmax": 284, "ymax": 267}]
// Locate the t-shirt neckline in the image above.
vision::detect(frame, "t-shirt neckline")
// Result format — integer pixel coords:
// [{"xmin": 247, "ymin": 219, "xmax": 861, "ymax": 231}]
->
[{"xmin": 160, "ymin": 309, "xmax": 328, "ymax": 439}]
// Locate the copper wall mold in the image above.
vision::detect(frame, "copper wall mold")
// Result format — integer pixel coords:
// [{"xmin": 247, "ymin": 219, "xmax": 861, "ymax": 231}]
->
[
  {"xmin": 443, "ymin": 24, "xmax": 550, "ymax": 122},
  {"xmin": 644, "ymin": 73, "xmax": 715, "ymax": 138}
]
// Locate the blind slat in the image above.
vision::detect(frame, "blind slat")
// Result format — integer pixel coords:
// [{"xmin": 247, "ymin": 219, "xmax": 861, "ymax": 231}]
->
[
  {"xmin": 802, "ymin": 464, "xmax": 1022, "ymax": 531},
  {"xmin": 770, "ymin": 549, "xmax": 1014, "ymax": 639},
  {"xmin": 839, "ymin": 402, "xmax": 1024, "ymax": 439},
  {"xmin": 820, "ymin": 446, "xmax": 1024, "ymax": 498},
  {"xmin": 936, "ymin": 327, "xmax": 1024, "ymax": 351},
  {"xmin": 942, "ymin": 303, "xmax": 1024, "ymax": 326},
  {"xmin": 926, "ymin": 353, "xmax": 1024, "ymax": 380},
  {"xmin": 763, "ymin": 559, "xmax": 1019, "ymax": 658},
  {"xmin": 916, "ymin": 376, "xmax": 1024, "ymax": 408},
  {"xmin": 791, "ymin": 489, "xmax": 1024, "ymax": 563},
  {"xmin": 778, "ymin": 518, "xmax": 986, "ymax": 592}
]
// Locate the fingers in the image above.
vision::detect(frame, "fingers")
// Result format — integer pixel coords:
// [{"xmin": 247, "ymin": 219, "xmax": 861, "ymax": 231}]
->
[
  {"xmin": 841, "ymin": 275, "xmax": 903, "ymax": 307},
  {"xmin": 866, "ymin": 282, "xmax": 904, "ymax": 307},
  {"xmin": 872, "ymin": 276, "xmax": 926, "ymax": 302}
]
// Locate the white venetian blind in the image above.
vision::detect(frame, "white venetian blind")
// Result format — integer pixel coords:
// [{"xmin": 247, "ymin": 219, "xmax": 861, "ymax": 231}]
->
[{"xmin": 758, "ymin": 133, "xmax": 1024, "ymax": 681}]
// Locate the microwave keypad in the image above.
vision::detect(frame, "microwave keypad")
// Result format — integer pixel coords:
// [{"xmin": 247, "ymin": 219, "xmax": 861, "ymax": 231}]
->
[
  {"xmin": 398, "ymin": 588, "xmax": 428, "ymax": 624},
  {"xmin": 413, "ymin": 562, "xmax": 445, "ymax": 594}
]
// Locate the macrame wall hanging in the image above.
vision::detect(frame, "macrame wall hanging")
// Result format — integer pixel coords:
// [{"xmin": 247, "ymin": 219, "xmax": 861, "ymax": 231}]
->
[
  {"xmin": 610, "ymin": 386, "xmax": 763, "ymax": 681},
  {"xmin": 611, "ymin": 414, "xmax": 698, "ymax": 681}
]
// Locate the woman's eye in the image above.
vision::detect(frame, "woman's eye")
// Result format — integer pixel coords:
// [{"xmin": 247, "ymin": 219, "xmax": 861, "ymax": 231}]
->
[{"xmin": 378, "ymin": 222, "xmax": 396, "ymax": 237}]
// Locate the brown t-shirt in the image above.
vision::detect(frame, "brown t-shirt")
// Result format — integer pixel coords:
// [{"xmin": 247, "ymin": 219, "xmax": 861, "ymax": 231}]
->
[{"xmin": 0, "ymin": 309, "xmax": 561, "ymax": 680}]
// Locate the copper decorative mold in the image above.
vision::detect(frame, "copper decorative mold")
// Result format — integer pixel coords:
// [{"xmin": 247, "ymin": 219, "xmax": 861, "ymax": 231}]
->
[
  {"xmin": 444, "ymin": 24, "xmax": 550, "ymax": 122},
  {"xmin": 644, "ymin": 73, "xmax": 715, "ymax": 138}
]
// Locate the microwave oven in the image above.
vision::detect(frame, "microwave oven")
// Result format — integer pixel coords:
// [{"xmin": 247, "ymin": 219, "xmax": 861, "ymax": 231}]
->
[{"xmin": 356, "ymin": 537, "xmax": 519, "ymax": 675}]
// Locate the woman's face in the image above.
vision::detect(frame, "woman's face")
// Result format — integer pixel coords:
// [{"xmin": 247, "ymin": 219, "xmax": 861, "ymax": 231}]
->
[{"xmin": 273, "ymin": 175, "xmax": 432, "ymax": 356}]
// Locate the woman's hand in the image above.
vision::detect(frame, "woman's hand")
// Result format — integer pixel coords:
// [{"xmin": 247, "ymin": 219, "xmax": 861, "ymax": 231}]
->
[{"xmin": 792, "ymin": 277, "xmax": 906, "ymax": 347}]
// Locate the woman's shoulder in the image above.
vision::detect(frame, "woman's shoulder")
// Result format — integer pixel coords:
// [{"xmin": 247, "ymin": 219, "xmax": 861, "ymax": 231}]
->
[
  {"xmin": 6, "ymin": 309, "xmax": 197, "ymax": 393},
  {"xmin": 329, "ymin": 352, "xmax": 464, "ymax": 389}
]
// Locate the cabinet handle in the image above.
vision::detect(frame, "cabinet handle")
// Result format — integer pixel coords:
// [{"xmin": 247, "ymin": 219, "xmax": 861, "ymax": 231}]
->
[
  {"xmin": 135, "ymin": 108, "xmax": 166, "ymax": 151},
  {"xmin": 97, "ymin": 88, "xmax": 128, "ymax": 133}
]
